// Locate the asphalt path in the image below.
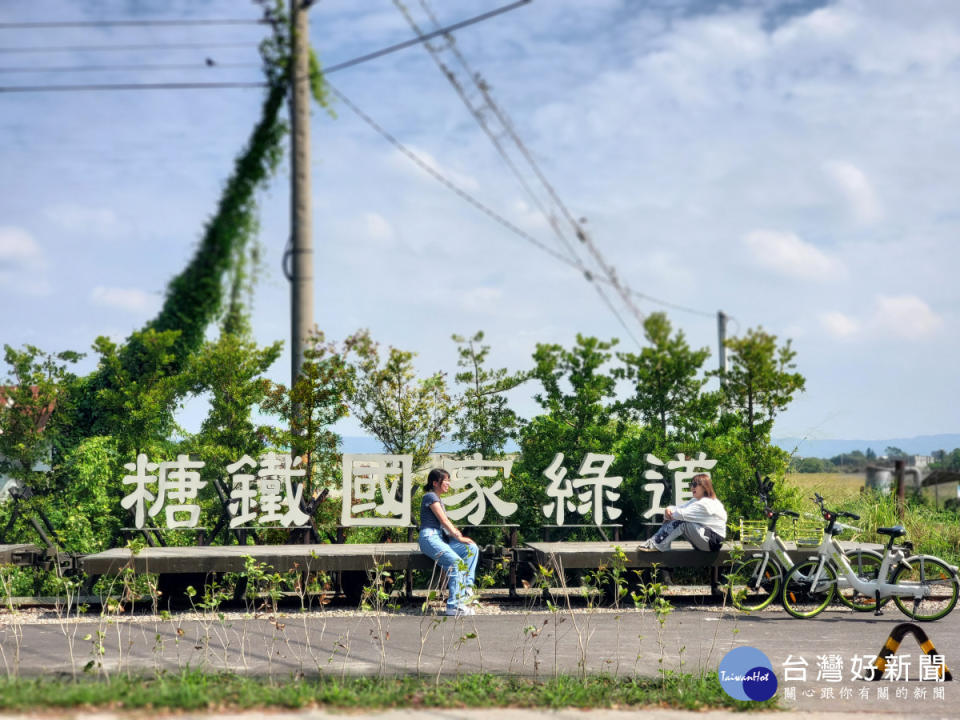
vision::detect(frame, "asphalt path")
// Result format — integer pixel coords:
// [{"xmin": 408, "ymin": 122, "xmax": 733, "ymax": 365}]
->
[{"xmin": 0, "ymin": 604, "xmax": 956, "ymax": 716}]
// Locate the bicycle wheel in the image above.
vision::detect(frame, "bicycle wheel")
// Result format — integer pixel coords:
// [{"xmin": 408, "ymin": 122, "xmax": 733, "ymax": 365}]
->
[
  {"xmin": 836, "ymin": 548, "xmax": 888, "ymax": 612},
  {"xmin": 891, "ymin": 556, "xmax": 959, "ymax": 622},
  {"xmin": 723, "ymin": 556, "xmax": 782, "ymax": 611},
  {"xmin": 781, "ymin": 560, "xmax": 836, "ymax": 618}
]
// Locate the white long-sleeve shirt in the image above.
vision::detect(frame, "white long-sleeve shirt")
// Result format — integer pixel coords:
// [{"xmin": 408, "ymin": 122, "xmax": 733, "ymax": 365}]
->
[{"xmin": 671, "ymin": 497, "xmax": 727, "ymax": 538}]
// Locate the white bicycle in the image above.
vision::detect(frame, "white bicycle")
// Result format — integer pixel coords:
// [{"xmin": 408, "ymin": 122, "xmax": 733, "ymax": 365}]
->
[
  {"xmin": 725, "ymin": 480, "xmax": 882, "ymax": 612},
  {"xmin": 780, "ymin": 494, "xmax": 959, "ymax": 621}
]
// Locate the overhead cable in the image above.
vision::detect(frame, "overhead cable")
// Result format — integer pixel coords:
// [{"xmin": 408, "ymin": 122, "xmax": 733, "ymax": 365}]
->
[
  {"xmin": 0, "ymin": 19, "xmax": 267, "ymax": 29},
  {"xmin": 329, "ymin": 84, "xmax": 579, "ymax": 270},
  {"xmin": 394, "ymin": 0, "xmax": 588, "ymax": 276},
  {"xmin": 0, "ymin": 62, "xmax": 261, "ymax": 73},
  {"xmin": 398, "ymin": 0, "xmax": 648, "ymax": 340},
  {"xmin": 0, "ymin": 81, "xmax": 267, "ymax": 93},
  {"xmin": 0, "ymin": 41, "xmax": 259, "ymax": 54}
]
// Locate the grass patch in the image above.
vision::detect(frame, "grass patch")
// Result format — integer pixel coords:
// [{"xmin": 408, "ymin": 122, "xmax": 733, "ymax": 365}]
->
[
  {"xmin": 786, "ymin": 472, "xmax": 864, "ymax": 504},
  {"xmin": 0, "ymin": 670, "xmax": 775, "ymax": 711},
  {"xmin": 785, "ymin": 473, "xmax": 960, "ymax": 563}
]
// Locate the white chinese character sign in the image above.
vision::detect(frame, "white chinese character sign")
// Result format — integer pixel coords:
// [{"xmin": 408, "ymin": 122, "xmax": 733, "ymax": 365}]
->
[
  {"xmin": 541, "ymin": 452, "xmax": 623, "ymax": 526},
  {"xmin": 122, "ymin": 452, "xmax": 312, "ymax": 530},
  {"xmin": 441, "ymin": 453, "xmax": 517, "ymax": 525},
  {"xmin": 120, "ymin": 449, "xmax": 719, "ymax": 531},
  {"xmin": 642, "ymin": 452, "xmax": 717, "ymax": 519},
  {"xmin": 340, "ymin": 454, "xmax": 412, "ymax": 527},
  {"xmin": 121, "ymin": 454, "xmax": 207, "ymax": 529}
]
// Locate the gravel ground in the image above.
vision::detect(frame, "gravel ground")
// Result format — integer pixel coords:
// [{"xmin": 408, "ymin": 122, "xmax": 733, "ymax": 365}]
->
[{"xmin": 0, "ymin": 584, "xmax": 805, "ymax": 625}]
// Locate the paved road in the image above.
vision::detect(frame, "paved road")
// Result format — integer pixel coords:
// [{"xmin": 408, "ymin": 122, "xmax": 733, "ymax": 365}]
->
[{"xmin": 0, "ymin": 605, "xmax": 956, "ymax": 715}]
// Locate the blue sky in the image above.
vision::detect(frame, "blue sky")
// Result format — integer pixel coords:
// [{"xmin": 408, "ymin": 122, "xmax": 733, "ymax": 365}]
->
[{"xmin": 1, "ymin": 0, "xmax": 958, "ymax": 449}]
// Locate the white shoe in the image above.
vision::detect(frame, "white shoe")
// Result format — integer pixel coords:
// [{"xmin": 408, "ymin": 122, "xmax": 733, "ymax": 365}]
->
[{"xmin": 444, "ymin": 606, "xmax": 475, "ymax": 617}]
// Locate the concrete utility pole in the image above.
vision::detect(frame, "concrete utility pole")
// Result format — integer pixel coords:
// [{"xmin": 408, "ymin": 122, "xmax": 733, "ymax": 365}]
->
[
  {"xmin": 717, "ymin": 310, "xmax": 728, "ymax": 384},
  {"xmin": 290, "ymin": 0, "xmax": 313, "ymax": 387}
]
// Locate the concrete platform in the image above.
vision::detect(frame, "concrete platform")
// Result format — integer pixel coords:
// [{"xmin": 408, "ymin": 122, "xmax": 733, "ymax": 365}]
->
[{"xmin": 80, "ymin": 542, "xmax": 436, "ymax": 575}]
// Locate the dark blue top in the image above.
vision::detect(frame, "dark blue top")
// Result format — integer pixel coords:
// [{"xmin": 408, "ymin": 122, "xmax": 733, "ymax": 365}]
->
[{"xmin": 420, "ymin": 491, "xmax": 444, "ymax": 530}]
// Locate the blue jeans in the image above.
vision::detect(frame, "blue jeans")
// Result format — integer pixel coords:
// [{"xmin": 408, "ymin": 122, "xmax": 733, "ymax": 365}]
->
[{"xmin": 418, "ymin": 528, "xmax": 478, "ymax": 610}]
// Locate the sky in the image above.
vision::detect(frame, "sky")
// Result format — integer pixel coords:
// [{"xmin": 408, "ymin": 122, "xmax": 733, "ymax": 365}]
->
[{"xmin": 1, "ymin": 0, "xmax": 958, "ymax": 451}]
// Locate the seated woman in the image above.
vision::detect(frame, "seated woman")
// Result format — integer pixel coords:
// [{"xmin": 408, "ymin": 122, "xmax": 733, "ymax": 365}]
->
[
  {"xmin": 643, "ymin": 473, "xmax": 727, "ymax": 551},
  {"xmin": 418, "ymin": 468, "xmax": 479, "ymax": 616}
]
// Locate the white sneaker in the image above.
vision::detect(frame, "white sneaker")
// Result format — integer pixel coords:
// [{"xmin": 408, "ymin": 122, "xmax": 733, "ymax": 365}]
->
[{"xmin": 444, "ymin": 606, "xmax": 475, "ymax": 617}]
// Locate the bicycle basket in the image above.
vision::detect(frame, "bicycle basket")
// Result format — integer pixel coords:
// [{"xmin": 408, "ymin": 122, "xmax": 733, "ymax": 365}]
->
[
  {"xmin": 786, "ymin": 519, "xmax": 823, "ymax": 547},
  {"xmin": 739, "ymin": 519, "xmax": 766, "ymax": 545}
]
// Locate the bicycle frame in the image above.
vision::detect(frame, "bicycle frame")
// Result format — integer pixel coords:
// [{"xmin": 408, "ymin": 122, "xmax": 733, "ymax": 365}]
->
[
  {"xmin": 746, "ymin": 515, "xmax": 867, "ymax": 591},
  {"xmin": 803, "ymin": 529, "xmax": 925, "ymax": 601},
  {"xmin": 740, "ymin": 514, "xmax": 794, "ymax": 583}
]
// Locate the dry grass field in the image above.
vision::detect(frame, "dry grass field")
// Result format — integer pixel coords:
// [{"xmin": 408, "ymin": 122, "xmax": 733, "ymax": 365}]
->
[{"xmin": 785, "ymin": 472, "xmax": 864, "ymax": 503}]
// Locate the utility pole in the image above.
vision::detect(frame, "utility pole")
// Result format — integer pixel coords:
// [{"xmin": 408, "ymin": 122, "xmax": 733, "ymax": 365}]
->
[
  {"xmin": 290, "ymin": 0, "xmax": 313, "ymax": 388},
  {"xmin": 717, "ymin": 310, "xmax": 728, "ymax": 384}
]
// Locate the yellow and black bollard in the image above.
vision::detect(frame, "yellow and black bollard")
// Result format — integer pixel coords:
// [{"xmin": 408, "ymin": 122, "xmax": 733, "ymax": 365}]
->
[{"xmin": 870, "ymin": 623, "xmax": 952, "ymax": 681}]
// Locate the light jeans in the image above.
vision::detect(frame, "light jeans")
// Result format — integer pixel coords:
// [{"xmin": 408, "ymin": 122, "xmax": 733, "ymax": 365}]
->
[
  {"xmin": 651, "ymin": 519, "xmax": 717, "ymax": 551},
  {"xmin": 418, "ymin": 528, "xmax": 479, "ymax": 611}
]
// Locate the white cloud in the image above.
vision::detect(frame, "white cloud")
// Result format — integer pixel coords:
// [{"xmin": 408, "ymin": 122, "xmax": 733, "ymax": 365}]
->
[
  {"xmin": 823, "ymin": 160, "xmax": 882, "ymax": 224},
  {"xmin": 743, "ymin": 229, "xmax": 845, "ymax": 280},
  {"xmin": 89, "ymin": 286, "xmax": 159, "ymax": 314},
  {"xmin": 869, "ymin": 294, "xmax": 942, "ymax": 339},
  {"xmin": 820, "ymin": 311, "xmax": 859, "ymax": 339},
  {"xmin": 45, "ymin": 204, "xmax": 123, "ymax": 235},
  {"xmin": 363, "ymin": 212, "xmax": 395, "ymax": 244},
  {"xmin": 0, "ymin": 226, "xmax": 49, "ymax": 296},
  {"xmin": 458, "ymin": 286, "xmax": 503, "ymax": 313},
  {"xmin": 818, "ymin": 295, "xmax": 943, "ymax": 341},
  {"xmin": 388, "ymin": 145, "xmax": 480, "ymax": 192},
  {"xmin": 0, "ymin": 226, "xmax": 43, "ymax": 268}
]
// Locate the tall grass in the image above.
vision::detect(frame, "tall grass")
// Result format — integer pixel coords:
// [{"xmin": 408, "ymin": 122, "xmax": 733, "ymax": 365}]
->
[{"xmin": 784, "ymin": 474, "xmax": 959, "ymax": 564}]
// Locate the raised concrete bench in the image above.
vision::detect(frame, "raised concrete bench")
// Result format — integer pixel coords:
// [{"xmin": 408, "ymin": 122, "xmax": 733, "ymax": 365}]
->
[{"xmin": 80, "ymin": 542, "xmax": 435, "ymax": 575}]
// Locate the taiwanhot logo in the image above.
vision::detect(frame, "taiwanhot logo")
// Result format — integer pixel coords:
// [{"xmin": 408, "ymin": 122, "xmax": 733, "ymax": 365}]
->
[{"xmin": 718, "ymin": 646, "xmax": 778, "ymax": 702}]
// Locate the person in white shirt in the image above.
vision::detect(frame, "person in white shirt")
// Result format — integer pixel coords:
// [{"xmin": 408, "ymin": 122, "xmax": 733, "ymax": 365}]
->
[{"xmin": 643, "ymin": 473, "xmax": 727, "ymax": 551}]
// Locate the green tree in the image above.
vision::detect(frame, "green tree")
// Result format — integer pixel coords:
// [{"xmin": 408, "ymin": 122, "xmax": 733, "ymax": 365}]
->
[
  {"xmin": 451, "ymin": 331, "xmax": 526, "ymax": 458},
  {"xmin": 83, "ymin": 330, "xmax": 190, "ymax": 460},
  {"xmin": 511, "ymin": 335, "xmax": 619, "ymax": 534},
  {"xmin": 262, "ymin": 329, "xmax": 353, "ymax": 497},
  {"xmin": 614, "ymin": 312, "xmax": 715, "ymax": 441},
  {"xmin": 345, "ymin": 330, "xmax": 454, "ymax": 471},
  {"xmin": 0, "ymin": 345, "xmax": 82, "ymax": 490},
  {"xmin": 182, "ymin": 326, "xmax": 282, "ymax": 485},
  {"xmin": 719, "ymin": 327, "xmax": 806, "ymax": 450},
  {"xmin": 885, "ymin": 446, "xmax": 907, "ymax": 459}
]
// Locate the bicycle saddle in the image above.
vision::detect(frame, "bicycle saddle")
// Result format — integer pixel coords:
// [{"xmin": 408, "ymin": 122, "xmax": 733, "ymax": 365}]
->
[{"xmin": 876, "ymin": 525, "xmax": 906, "ymax": 537}]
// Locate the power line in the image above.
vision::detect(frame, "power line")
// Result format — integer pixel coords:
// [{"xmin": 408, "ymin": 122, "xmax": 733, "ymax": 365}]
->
[
  {"xmin": 394, "ymin": 0, "xmax": 589, "ymax": 276},
  {"xmin": 397, "ymin": 0, "xmax": 651, "ymax": 344},
  {"xmin": 332, "ymin": 82, "xmax": 646, "ymax": 346},
  {"xmin": 0, "ymin": 81, "xmax": 267, "ymax": 93},
  {"xmin": 329, "ymin": 84, "xmax": 580, "ymax": 270},
  {"xmin": 0, "ymin": 42, "xmax": 260, "ymax": 54},
  {"xmin": 321, "ymin": 0, "xmax": 530, "ymax": 74},
  {"xmin": 0, "ymin": 19, "xmax": 267, "ymax": 29},
  {"xmin": 590, "ymin": 280, "xmax": 642, "ymax": 348},
  {"xmin": 629, "ymin": 290, "xmax": 715, "ymax": 319},
  {"xmin": 0, "ymin": 0, "xmax": 532, "ymax": 92},
  {"xmin": 0, "ymin": 62, "xmax": 260, "ymax": 73}
]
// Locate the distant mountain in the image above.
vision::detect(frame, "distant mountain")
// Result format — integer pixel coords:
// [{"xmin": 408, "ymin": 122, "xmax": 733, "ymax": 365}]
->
[
  {"xmin": 774, "ymin": 434, "xmax": 960, "ymax": 459},
  {"xmin": 340, "ymin": 436, "xmax": 507, "ymax": 454},
  {"xmin": 342, "ymin": 434, "xmax": 960, "ymax": 460}
]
